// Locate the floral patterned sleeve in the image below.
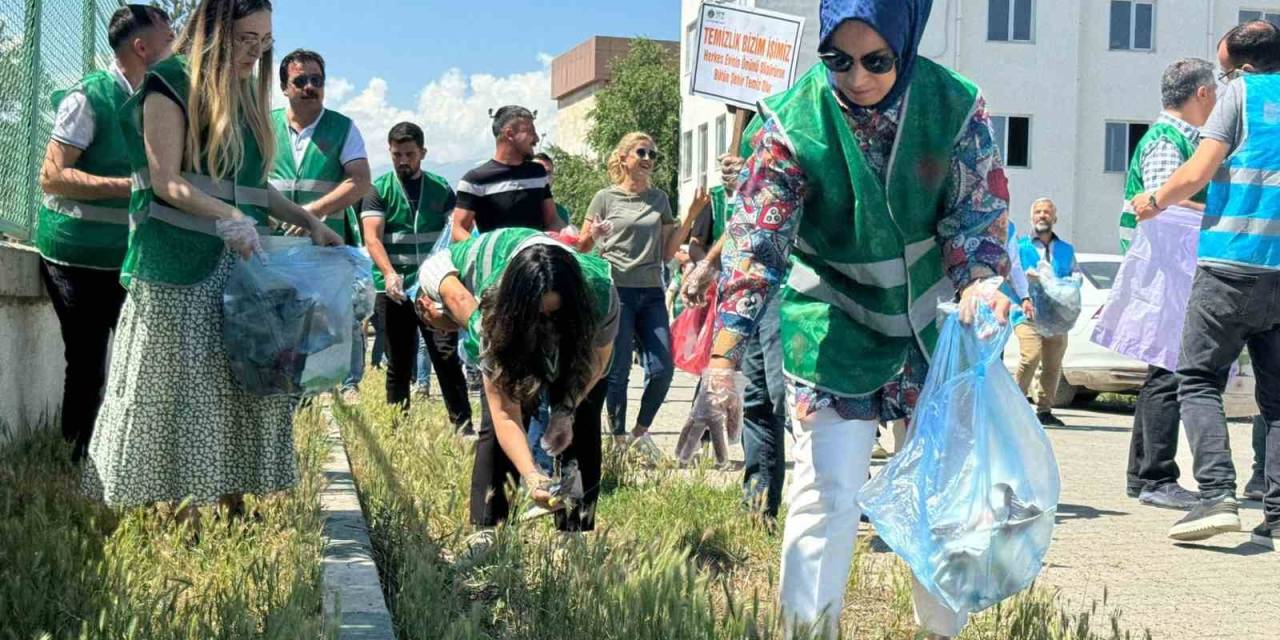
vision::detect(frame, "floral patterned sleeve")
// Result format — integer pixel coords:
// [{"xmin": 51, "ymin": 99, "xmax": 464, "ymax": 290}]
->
[
  {"xmin": 937, "ymin": 97, "xmax": 1011, "ymax": 290},
  {"xmin": 714, "ymin": 117, "xmax": 807, "ymax": 362}
]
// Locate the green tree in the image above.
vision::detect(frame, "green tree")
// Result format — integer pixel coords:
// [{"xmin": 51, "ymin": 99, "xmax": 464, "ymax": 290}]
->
[
  {"xmin": 546, "ymin": 145, "xmax": 608, "ymax": 227},
  {"xmin": 585, "ymin": 38, "xmax": 681, "ymax": 211},
  {"xmin": 150, "ymin": 0, "xmax": 197, "ymax": 31}
]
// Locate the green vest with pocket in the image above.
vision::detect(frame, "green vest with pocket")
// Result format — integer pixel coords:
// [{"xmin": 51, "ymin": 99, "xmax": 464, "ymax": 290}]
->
[{"xmin": 368, "ymin": 170, "xmax": 452, "ymax": 292}]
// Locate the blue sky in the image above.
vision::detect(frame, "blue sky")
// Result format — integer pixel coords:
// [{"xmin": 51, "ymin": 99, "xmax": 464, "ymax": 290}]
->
[{"xmin": 268, "ymin": 0, "xmax": 681, "ymax": 181}]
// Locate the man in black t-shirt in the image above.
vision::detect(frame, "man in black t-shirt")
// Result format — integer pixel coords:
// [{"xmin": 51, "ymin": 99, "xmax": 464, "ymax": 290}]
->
[{"xmin": 450, "ymin": 105, "xmax": 564, "ymax": 240}]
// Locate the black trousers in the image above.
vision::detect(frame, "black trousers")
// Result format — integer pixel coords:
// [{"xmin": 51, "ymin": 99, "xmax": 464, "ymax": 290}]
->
[
  {"xmin": 470, "ymin": 380, "xmax": 606, "ymax": 531},
  {"xmin": 376, "ymin": 293, "xmax": 471, "ymax": 426},
  {"xmin": 38, "ymin": 259, "xmax": 127, "ymax": 462},
  {"xmin": 1126, "ymin": 366, "xmax": 1183, "ymax": 492}
]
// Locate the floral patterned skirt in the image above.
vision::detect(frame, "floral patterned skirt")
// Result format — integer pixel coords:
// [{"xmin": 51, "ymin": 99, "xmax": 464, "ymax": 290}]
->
[{"xmin": 83, "ymin": 254, "xmax": 298, "ymax": 507}]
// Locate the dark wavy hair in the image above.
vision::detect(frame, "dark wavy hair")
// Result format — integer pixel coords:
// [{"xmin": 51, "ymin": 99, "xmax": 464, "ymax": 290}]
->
[{"xmin": 480, "ymin": 243, "xmax": 597, "ymax": 413}]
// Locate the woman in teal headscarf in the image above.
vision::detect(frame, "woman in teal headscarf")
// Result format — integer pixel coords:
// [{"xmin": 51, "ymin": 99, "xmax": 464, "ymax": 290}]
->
[{"xmin": 695, "ymin": 0, "xmax": 1012, "ymax": 637}]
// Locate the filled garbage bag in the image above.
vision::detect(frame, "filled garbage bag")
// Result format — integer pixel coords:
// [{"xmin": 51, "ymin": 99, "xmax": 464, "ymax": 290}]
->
[
  {"xmin": 224, "ymin": 244, "xmax": 371, "ymax": 396},
  {"xmin": 858, "ymin": 303, "xmax": 1060, "ymax": 615},
  {"xmin": 1029, "ymin": 262, "xmax": 1082, "ymax": 337}
]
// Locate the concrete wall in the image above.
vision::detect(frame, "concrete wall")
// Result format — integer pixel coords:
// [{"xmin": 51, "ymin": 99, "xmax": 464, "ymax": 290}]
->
[
  {"xmin": 554, "ymin": 87, "xmax": 600, "ymax": 158},
  {"xmin": 0, "ymin": 243, "xmax": 63, "ymax": 444},
  {"xmin": 679, "ymin": 0, "xmax": 1280, "ymax": 254}
]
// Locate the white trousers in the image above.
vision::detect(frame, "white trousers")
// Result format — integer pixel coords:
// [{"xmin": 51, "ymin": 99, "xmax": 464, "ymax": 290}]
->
[{"xmin": 779, "ymin": 406, "xmax": 968, "ymax": 639}]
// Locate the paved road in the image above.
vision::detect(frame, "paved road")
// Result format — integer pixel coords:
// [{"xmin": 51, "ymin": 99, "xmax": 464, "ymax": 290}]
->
[{"xmin": 617, "ymin": 369, "xmax": 1276, "ymax": 640}]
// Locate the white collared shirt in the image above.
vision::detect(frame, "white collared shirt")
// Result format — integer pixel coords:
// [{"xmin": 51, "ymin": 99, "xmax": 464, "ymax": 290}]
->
[{"xmin": 50, "ymin": 60, "xmax": 133, "ymax": 150}]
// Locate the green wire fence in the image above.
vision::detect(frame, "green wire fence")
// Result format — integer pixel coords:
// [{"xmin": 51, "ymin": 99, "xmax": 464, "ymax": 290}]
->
[{"xmin": 0, "ymin": 0, "xmax": 119, "ymax": 241}]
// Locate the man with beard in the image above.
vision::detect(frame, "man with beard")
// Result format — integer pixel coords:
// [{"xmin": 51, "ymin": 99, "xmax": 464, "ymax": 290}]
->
[
  {"xmin": 450, "ymin": 105, "xmax": 565, "ymax": 240},
  {"xmin": 361, "ymin": 122, "xmax": 473, "ymax": 433},
  {"xmin": 269, "ymin": 49, "xmax": 372, "ymax": 397},
  {"xmin": 1014, "ymin": 198, "xmax": 1080, "ymax": 427}
]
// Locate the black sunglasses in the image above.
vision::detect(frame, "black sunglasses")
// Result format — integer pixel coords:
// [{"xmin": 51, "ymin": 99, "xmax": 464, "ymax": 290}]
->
[
  {"xmin": 818, "ymin": 46, "xmax": 898, "ymax": 75},
  {"xmin": 290, "ymin": 74, "xmax": 325, "ymax": 89},
  {"xmin": 634, "ymin": 148, "xmax": 660, "ymax": 161}
]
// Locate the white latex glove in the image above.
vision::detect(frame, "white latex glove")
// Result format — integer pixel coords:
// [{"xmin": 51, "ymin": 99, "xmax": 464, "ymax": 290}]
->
[
  {"xmin": 540, "ymin": 409, "xmax": 574, "ymax": 456},
  {"xmin": 589, "ymin": 217, "xmax": 615, "ymax": 239},
  {"xmin": 681, "ymin": 260, "xmax": 717, "ymax": 308},
  {"xmin": 215, "ymin": 215, "xmax": 262, "ymax": 258},
  {"xmin": 958, "ymin": 275, "xmax": 1012, "ymax": 331},
  {"xmin": 384, "ymin": 272, "xmax": 407, "ymax": 303},
  {"xmin": 688, "ymin": 367, "xmax": 743, "ymax": 446}
]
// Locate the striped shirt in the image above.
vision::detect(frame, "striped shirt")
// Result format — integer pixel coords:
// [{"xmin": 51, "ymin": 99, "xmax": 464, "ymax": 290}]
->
[{"xmin": 456, "ymin": 159, "xmax": 552, "ymax": 233}]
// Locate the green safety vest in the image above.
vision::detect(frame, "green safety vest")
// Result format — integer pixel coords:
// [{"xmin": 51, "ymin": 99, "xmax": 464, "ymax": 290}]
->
[
  {"xmin": 34, "ymin": 70, "xmax": 132, "ymax": 269},
  {"xmin": 746, "ymin": 60, "xmax": 979, "ymax": 396},
  {"xmin": 119, "ymin": 54, "xmax": 272, "ymax": 287},
  {"xmin": 1120, "ymin": 120, "xmax": 1204, "ymax": 254},
  {"xmin": 447, "ymin": 227, "xmax": 615, "ymax": 365},
  {"xmin": 368, "ymin": 170, "xmax": 452, "ymax": 292},
  {"xmin": 708, "ymin": 184, "xmax": 733, "ymax": 244},
  {"xmin": 268, "ymin": 107, "xmax": 360, "ymax": 244}
]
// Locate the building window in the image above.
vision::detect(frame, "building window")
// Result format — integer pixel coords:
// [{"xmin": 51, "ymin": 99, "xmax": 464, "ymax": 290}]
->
[
  {"xmin": 1110, "ymin": 1, "xmax": 1155, "ymax": 51},
  {"xmin": 685, "ymin": 22, "xmax": 698, "ymax": 75},
  {"xmin": 715, "ymin": 115, "xmax": 728, "ymax": 158},
  {"xmin": 681, "ymin": 130, "xmax": 693, "ymax": 181},
  {"xmin": 991, "ymin": 116, "xmax": 1031, "ymax": 168},
  {"xmin": 1104, "ymin": 122, "xmax": 1150, "ymax": 173},
  {"xmin": 1239, "ymin": 9, "xmax": 1280, "ymax": 25},
  {"xmin": 697, "ymin": 124, "xmax": 709, "ymax": 189},
  {"xmin": 988, "ymin": 0, "xmax": 1034, "ymax": 42}
]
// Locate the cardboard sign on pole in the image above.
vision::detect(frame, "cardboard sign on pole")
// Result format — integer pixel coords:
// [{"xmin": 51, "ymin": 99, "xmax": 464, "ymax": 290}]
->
[{"xmin": 690, "ymin": 3, "xmax": 806, "ymax": 111}]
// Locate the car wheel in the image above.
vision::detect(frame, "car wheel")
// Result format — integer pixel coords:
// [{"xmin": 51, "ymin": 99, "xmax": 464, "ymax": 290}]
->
[
  {"xmin": 1053, "ymin": 375, "xmax": 1078, "ymax": 408},
  {"xmin": 1072, "ymin": 391, "xmax": 1100, "ymax": 407}
]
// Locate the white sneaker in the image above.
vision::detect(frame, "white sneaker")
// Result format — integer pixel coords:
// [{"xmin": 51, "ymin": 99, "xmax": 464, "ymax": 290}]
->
[{"xmin": 871, "ymin": 440, "xmax": 891, "ymax": 460}]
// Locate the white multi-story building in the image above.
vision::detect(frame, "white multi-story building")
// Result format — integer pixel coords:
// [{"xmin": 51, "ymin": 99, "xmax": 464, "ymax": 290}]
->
[{"xmin": 679, "ymin": 0, "xmax": 1280, "ymax": 254}]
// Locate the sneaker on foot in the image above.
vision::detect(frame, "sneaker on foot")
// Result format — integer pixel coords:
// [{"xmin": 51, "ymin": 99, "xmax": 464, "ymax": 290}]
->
[
  {"xmin": 1243, "ymin": 473, "xmax": 1266, "ymax": 501},
  {"xmin": 1139, "ymin": 483, "xmax": 1199, "ymax": 510},
  {"xmin": 871, "ymin": 440, "xmax": 890, "ymax": 460},
  {"xmin": 1168, "ymin": 495, "xmax": 1241, "ymax": 542},
  {"xmin": 1250, "ymin": 521, "xmax": 1276, "ymax": 551},
  {"xmin": 1037, "ymin": 411, "xmax": 1065, "ymax": 427},
  {"xmin": 456, "ymin": 421, "xmax": 476, "ymax": 439},
  {"xmin": 1126, "ymin": 485, "xmax": 1142, "ymax": 499}
]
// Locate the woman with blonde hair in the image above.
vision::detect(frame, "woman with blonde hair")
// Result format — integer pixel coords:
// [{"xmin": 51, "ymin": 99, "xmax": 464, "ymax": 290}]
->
[
  {"xmin": 580, "ymin": 132, "xmax": 699, "ymax": 453},
  {"xmin": 83, "ymin": 0, "xmax": 342, "ymax": 527}
]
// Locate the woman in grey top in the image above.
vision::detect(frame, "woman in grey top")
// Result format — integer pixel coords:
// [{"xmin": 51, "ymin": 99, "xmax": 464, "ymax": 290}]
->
[{"xmin": 581, "ymin": 132, "xmax": 698, "ymax": 453}]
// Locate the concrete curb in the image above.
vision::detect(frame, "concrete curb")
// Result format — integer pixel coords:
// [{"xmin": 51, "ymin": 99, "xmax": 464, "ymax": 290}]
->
[{"xmin": 319, "ymin": 410, "xmax": 395, "ymax": 640}]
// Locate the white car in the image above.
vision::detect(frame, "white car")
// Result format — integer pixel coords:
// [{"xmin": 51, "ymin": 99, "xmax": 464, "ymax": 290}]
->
[{"xmin": 1002, "ymin": 253, "xmax": 1257, "ymax": 414}]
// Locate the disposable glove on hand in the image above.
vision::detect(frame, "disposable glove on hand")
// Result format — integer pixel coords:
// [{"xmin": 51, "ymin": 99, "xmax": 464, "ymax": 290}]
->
[
  {"xmin": 540, "ymin": 409, "xmax": 575, "ymax": 456},
  {"xmin": 385, "ymin": 273, "xmax": 407, "ymax": 303},
  {"xmin": 681, "ymin": 261, "xmax": 717, "ymax": 308},
  {"xmin": 589, "ymin": 217, "xmax": 615, "ymax": 239},
  {"xmin": 216, "ymin": 216, "xmax": 263, "ymax": 258}
]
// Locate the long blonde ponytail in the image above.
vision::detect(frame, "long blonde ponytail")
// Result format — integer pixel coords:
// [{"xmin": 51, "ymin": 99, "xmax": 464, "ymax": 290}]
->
[{"xmin": 174, "ymin": 0, "xmax": 275, "ymax": 181}]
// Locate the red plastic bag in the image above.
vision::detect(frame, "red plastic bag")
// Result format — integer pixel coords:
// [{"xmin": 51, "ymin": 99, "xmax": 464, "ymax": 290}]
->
[{"xmin": 671, "ymin": 287, "xmax": 718, "ymax": 375}]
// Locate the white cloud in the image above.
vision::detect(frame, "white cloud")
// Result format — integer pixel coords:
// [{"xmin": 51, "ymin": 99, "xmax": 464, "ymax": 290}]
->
[
  {"xmin": 264, "ymin": 58, "xmax": 555, "ymax": 182},
  {"xmin": 336, "ymin": 58, "xmax": 557, "ymax": 178}
]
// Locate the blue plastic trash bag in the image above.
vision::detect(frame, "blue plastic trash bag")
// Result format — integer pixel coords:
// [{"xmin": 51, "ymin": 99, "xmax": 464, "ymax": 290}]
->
[
  {"xmin": 224, "ymin": 245, "xmax": 370, "ymax": 396},
  {"xmin": 858, "ymin": 303, "xmax": 1060, "ymax": 615},
  {"xmin": 1029, "ymin": 262, "xmax": 1082, "ymax": 337}
]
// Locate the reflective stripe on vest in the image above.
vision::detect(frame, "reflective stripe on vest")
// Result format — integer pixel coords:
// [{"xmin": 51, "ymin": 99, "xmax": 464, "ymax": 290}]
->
[
  {"xmin": 41, "ymin": 194, "xmax": 129, "ymax": 225},
  {"xmin": 269, "ymin": 177, "xmax": 342, "ymax": 193},
  {"xmin": 1202, "ymin": 75, "xmax": 1280, "ymax": 270},
  {"xmin": 133, "ymin": 169, "xmax": 270, "ymax": 236}
]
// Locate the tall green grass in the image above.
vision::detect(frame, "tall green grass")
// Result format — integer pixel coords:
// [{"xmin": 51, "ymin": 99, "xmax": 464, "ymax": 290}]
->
[
  {"xmin": 0, "ymin": 406, "xmax": 333, "ymax": 640},
  {"xmin": 337, "ymin": 372, "xmax": 1153, "ymax": 640}
]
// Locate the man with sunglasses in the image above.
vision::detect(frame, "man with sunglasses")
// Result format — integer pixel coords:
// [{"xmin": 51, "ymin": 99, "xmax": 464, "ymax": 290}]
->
[
  {"xmin": 1130, "ymin": 20, "xmax": 1280, "ymax": 550},
  {"xmin": 269, "ymin": 48, "xmax": 373, "ymax": 396}
]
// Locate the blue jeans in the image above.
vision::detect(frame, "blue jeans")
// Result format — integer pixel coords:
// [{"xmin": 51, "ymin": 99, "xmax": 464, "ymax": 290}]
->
[
  {"xmin": 606, "ymin": 286, "xmax": 674, "ymax": 435},
  {"xmin": 343, "ymin": 322, "xmax": 366, "ymax": 390},
  {"xmin": 525, "ymin": 390, "xmax": 554, "ymax": 474},
  {"xmin": 1176, "ymin": 266, "xmax": 1280, "ymax": 524},
  {"xmin": 741, "ymin": 293, "xmax": 788, "ymax": 518},
  {"xmin": 414, "ymin": 334, "xmax": 432, "ymax": 386}
]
